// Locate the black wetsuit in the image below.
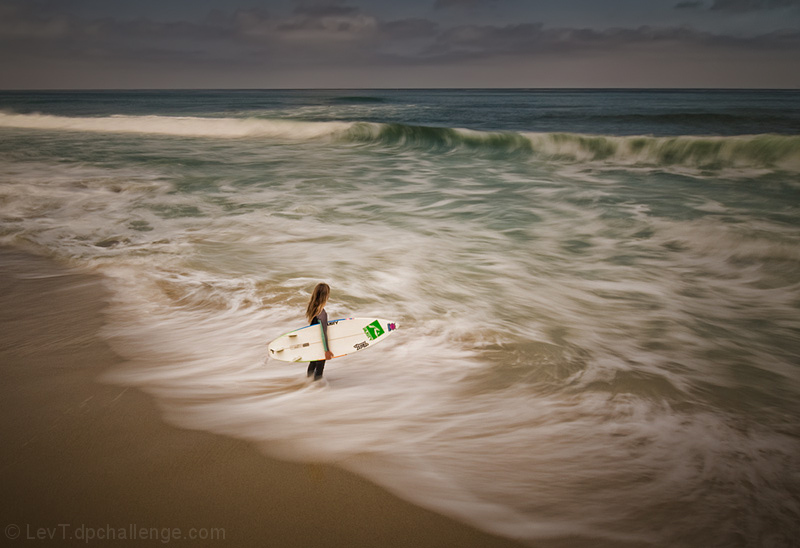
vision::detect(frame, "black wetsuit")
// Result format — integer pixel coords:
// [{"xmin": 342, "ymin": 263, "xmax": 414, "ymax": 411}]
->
[{"xmin": 307, "ymin": 308, "xmax": 329, "ymax": 380}]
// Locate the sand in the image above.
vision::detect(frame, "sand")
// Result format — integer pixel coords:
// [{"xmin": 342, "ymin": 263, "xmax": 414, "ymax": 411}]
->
[{"xmin": 0, "ymin": 248, "xmax": 525, "ymax": 547}]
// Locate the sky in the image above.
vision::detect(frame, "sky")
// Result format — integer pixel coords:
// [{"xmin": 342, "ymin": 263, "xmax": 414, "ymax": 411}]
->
[{"xmin": 0, "ymin": 0, "xmax": 799, "ymax": 88}]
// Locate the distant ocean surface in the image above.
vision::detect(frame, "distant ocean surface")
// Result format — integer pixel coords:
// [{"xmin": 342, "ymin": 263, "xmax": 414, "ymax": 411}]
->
[{"xmin": 1, "ymin": 89, "xmax": 799, "ymax": 547}]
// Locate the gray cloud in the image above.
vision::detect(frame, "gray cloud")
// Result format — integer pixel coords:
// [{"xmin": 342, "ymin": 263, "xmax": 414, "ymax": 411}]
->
[
  {"xmin": 423, "ymin": 23, "xmax": 800, "ymax": 61},
  {"xmin": 0, "ymin": 1, "xmax": 230, "ymax": 44},
  {"xmin": 709, "ymin": 0, "xmax": 800, "ymax": 11},
  {"xmin": 380, "ymin": 18, "xmax": 440, "ymax": 39},
  {"xmin": 3, "ymin": 2, "xmax": 798, "ymax": 61},
  {"xmin": 276, "ymin": 8, "xmax": 378, "ymax": 40},
  {"xmin": 674, "ymin": 1, "xmax": 705, "ymax": 9},
  {"xmin": 434, "ymin": 0, "xmax": 500, "ymax": 9},
  {"xmin": 1, "ymin": 0, "xmax": 798, "ymax": 87}
]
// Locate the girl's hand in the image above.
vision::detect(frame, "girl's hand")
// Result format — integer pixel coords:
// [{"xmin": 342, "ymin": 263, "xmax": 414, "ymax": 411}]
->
[{"xmin": 325, "ymin": 351, "xmax": 334, "ymax": 360}]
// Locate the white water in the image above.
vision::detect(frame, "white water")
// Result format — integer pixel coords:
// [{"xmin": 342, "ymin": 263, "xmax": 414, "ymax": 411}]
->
[
  {"xmin": 1, "ymin": 121, "xmax": 799, "ymax": 547},
  {"xmin": 0, "ymin": 111, "xmax": 353, "ymax": 139},
  {"xmin": 3, "ymin": 111, "xmax": 799, "ymax": 171}
]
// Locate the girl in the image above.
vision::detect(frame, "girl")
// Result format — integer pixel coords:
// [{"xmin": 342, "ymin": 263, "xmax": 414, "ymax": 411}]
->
[{"xmin": 305, "ymin": 282, "xmax": 334, "ymax": 381}]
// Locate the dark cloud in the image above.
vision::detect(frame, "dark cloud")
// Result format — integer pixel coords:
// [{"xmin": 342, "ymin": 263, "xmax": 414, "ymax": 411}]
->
[
  {"xmin": 291, "ymin": 3, "xmax": 361, "ymax": 18},
  {"xmin": 0, "ymin": 1, "xmax": 230, "ymax": 44},
  {"xmin": 709, "ymin": 0, "xmax": 800, "ymax": 11},
  {"xmin": 434, "ymin": 0, "xmax": 500, "ymax": 9},
  {"xmin": 2, "ymin": 2, "xmax": 798, "ymax": 62},
  {"xmin": 380, "ymin": 18, "xmax": 440, "ymax": 39},
  {"xmin": 276, "ymin": 6, "xmax": 377, "ymax": 38},
  {"xmin": 423, "ymin": 22, "xmax": 800, "ymax": 61},
  {"xmin": 674, "ymin": 1, "xmax": 705, "ymax": 9},
  {"xmin": 0, "ymin": 0, "xmax": 798, "ymax": 87}
]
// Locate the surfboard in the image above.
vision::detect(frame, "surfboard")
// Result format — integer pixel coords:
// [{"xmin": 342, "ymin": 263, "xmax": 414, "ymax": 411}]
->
[{"xmin": 267, "ymin": 318, "xmax": 398, "ymax": 363}]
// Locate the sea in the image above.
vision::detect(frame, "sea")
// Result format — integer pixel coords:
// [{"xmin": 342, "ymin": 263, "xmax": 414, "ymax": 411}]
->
[{"xmin": 1, "ymin": 89, "xmax": 799, "ymax": 547}]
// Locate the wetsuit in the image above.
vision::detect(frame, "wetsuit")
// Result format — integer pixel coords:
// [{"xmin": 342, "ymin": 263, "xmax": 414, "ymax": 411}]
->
[{"xmin": 307, "ymin": 308, "xmax": 329, "ymax": 380}]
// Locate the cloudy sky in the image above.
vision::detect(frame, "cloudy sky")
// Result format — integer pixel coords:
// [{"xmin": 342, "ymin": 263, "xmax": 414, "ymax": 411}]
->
[{"xmin": 1, "ymin": 0, "xmax": 799, "ymax": 88}]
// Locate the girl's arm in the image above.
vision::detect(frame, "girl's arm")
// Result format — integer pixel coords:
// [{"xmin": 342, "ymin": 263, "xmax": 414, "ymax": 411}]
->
[{"xmin": 319, "ymin": 309, "xmax": 333, "ymax": 359}]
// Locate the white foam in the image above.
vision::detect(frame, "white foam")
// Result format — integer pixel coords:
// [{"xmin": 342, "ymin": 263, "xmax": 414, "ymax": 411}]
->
[
  {"xmin": 4, "ymin": 112, "xmax": 799, "ymax": 173},
  {"xmin": 0, "ymin": 111, "xmax": 352, "ymax": 140}
]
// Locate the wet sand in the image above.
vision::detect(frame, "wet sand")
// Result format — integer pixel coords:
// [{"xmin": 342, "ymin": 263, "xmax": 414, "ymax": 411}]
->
[{"xmin": 0, "ymin": 248, "xmax": 525, "ymax": 547}]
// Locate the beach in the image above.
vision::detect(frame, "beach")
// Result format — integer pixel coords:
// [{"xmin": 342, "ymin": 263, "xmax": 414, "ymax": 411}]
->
[{"xmin": 0, "ymin": 247, "xmax": 524, "ymax": 548}]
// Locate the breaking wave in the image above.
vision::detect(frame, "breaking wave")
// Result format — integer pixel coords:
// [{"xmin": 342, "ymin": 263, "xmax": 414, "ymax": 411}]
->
[
  {"xmin": 2, "ymin": 111, "xmax": 798, "ymax": 170},
  {"xmin": 345, "ymin": 123, "xmax": 800, "ymax": 170},
  {"xmin": 0, "ymin": 111, "xmax": 351, "ymax": 140}
]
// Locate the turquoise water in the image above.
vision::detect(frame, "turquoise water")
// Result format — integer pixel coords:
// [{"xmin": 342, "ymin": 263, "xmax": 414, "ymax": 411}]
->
[{"xmin": 1, "ymin": 90, "xmax": 799, "ymax": 547}]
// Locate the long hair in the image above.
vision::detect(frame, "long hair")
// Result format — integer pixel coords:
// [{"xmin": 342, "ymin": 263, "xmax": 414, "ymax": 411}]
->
[{"xmin": 305, "ymin": 283, "xmax": 330, "ymax": 323}]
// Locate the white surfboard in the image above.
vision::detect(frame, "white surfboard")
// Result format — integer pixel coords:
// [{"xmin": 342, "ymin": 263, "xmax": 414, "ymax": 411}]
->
[{"xmin": 267, "ymin": 317, "xmax": 398, "ymax": 363}]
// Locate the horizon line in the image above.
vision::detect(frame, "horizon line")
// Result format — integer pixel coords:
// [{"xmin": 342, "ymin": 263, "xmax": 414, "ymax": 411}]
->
[{"xmin": 1, "ymin": 87, "xmax": 798, "ymax": 92}]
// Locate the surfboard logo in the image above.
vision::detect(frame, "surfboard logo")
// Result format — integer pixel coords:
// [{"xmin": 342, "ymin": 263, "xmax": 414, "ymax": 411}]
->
[{"xmin": 363, "ymin": 320, "xmax": 385, "ymax": 341}]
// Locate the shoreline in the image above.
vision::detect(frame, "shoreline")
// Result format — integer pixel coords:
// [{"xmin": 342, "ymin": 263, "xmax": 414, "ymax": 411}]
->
[{"xmin": 0, "ymin": 247, "xmax": 525, "ymax": 548}]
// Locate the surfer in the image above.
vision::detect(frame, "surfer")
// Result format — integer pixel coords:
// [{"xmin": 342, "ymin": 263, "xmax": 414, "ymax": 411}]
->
[{"xmin": 306, "ymin": 282, "xmax": 334, "ymax": 381}]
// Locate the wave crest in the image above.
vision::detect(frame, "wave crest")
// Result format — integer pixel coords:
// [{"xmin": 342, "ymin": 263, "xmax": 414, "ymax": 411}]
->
[
  {"xmin": 2, "ymin": 111, "xmax": 798, "ymax": 171},
  {"xmin": 344, "ymin": 122, "xmax": 535, "ymax": 154},
  {"xmin": 0, "ymin": 111, "xmax": 351, "ymax": 140},
  {"xmin": 523, "ymin": 132, "xmax": 800, "ymax": 170},
  {"xmin": 345, "ymin": 122, "xmax": 800, "ymax": 170}
]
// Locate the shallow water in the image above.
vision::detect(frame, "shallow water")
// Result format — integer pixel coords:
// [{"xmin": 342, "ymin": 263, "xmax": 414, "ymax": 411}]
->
[{"xmin": 1, "ymin": 89, "xmax": 799, "ymax": 547}]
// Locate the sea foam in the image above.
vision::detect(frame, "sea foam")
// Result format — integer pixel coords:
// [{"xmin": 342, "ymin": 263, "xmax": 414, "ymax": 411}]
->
[{"xmin": 3, "ymin": 111, "xmax": 798, "ymax": 171}]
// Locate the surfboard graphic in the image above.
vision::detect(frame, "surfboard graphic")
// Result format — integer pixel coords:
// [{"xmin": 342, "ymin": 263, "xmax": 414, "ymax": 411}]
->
[{"xmin": 267, "ymin": 318, "xmax": 398, "ymax": 363}]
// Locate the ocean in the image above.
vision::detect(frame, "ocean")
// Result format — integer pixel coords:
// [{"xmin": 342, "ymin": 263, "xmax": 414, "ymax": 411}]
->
[{"xmin": 1, "ymin": 89, "xmax": 799, "ymax": 547}]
